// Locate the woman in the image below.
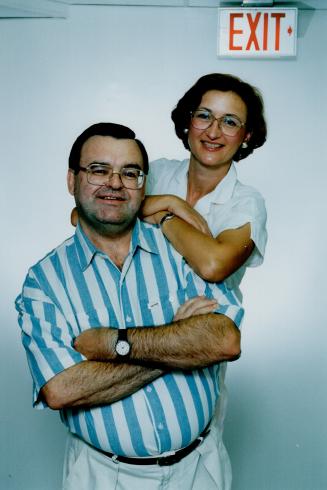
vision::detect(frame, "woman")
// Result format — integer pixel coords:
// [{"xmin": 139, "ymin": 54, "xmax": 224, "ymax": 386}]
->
[
  {"xmin": 142, "ymin": 73, "xmax": 267, "ymax": 302},
  {"xmin": 142, "ymin": 75, "xmax": 268, "ymax": 477}
]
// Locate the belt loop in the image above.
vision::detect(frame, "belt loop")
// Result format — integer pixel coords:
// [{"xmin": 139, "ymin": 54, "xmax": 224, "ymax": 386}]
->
[{"xmin": 111, "ymin": 454, "xmax": 119, "ymax": 464}]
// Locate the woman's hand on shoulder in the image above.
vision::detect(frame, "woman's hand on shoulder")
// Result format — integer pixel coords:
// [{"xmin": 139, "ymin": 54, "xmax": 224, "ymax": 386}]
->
[{"xmin": 140, "ymin": 195, "xmax": 211, "ymax": 236}]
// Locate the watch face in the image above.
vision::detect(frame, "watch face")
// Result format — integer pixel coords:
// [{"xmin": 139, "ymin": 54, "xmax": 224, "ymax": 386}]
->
[{"xmin": 116, "ymin": 340, "xmax": 130, "ymax": 356}]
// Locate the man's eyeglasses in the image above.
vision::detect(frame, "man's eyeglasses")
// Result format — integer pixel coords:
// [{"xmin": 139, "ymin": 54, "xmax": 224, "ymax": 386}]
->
[
  {"xmin": 190, "ymin": 109, "xmax": 246, "ymax": 137},
  {"xmin": 77, "ymin": 163, "xmax": 145, "ymax": 190}
]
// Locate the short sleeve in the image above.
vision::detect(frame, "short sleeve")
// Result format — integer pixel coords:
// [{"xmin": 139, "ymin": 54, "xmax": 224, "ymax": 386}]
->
[
  {"xmin": 15, "ymin": 271, "xmax": 86, "ymax": 409},
  {"xmin": 217, "ymin": 191, "xmax": 267, "ymax": 268}
]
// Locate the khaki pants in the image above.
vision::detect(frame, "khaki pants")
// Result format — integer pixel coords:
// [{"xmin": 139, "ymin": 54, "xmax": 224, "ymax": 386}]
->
[{"xmin": 63, "ymin": 425, "xmax": 232, "ymax": 490}]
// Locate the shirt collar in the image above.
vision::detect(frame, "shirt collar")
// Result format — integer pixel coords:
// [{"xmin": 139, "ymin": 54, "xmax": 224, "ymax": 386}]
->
[
  {"xmin": 74, "ymin": 224, "xmax": 98, "ymax": 271},
  {"xmin": 193, "ymin": 163, "xmax": 238, "ymax": 216},
  {"xmin": 172, "ymin": 159, "xmax": 189, "ymax": 199},
  {"xmin": 208, "ymin": 163, "xmax": 238, "ymax": 204},
  {"xmin": 175, "ymin": 160, "xmax": 237, "ymax": 202},
  {"xmin": 74, "ymin": 219, "xmax": 159, "ymax": 271},
  {"xmin": 130, "ymin": 219, "xmax": 160, "ymax": 256},
  {"xmin": 174, "ymin": 159, "xmax": 189, "ymax": 184}
]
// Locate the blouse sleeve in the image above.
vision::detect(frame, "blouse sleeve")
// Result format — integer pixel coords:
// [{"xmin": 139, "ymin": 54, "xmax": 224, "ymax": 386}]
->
[{"xmin": 217, "ymin": 191, "xmax": 268, "ymax": 268}]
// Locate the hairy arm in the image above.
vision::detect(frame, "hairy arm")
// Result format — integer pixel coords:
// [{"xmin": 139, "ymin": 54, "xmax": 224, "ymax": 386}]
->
[
  {"xmin": 17, "ymin": 270, "xmax": 164, "ymax": 412},
  {"xmin": 74, "ymin": 311, "xmax": 240, "ymax": 370},
  {"xmin": 128, "ymin": 313, "xmax": 240, "ymax": 369},
  {"xmin": 41, "ymin": 296, "xmax": 219, "ymax": 410},
  {"xmin": 140, "ymin": 195, "xmax": 254, "ymax": 282},
  {"xmin": 41, "ymin": 360, "xmax": 164, "ymax": 410}
]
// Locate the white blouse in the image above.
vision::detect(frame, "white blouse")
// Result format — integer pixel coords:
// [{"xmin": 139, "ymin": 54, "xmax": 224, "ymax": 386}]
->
[{"xmin": 146, "ymin": 158, "xmax": 268, "ymax": 301}]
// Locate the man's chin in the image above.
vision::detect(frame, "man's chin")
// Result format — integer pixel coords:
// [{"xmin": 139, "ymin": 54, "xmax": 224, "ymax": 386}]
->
[{"xmin": 86, "ymin": 214, "xmax": 136, "ymax": 234}]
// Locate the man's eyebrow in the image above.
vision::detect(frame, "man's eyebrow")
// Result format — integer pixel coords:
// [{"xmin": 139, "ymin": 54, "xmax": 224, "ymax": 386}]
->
[
  {"xmin": 124, "ymin": 163, "xmax": 143, "ymax": 170},
  {"xmin": 87, "ymin": 162, "xmax": 143, "ymax": 169}
]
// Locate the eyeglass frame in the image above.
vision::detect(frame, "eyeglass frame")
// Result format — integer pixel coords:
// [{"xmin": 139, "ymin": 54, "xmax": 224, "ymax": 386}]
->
[
  {"xmin": 190, "ymin": 109, "xmax": 246, "ymax": 136},
  {"xmin": 75, "ymin": 163, "xmax": 146, "ymax": 190}
]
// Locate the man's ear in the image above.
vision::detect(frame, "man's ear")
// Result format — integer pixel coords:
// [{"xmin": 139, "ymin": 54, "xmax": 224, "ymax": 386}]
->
[{"xmin": 67, "ymin": 169, "xmax": 75, "ymax": 196}]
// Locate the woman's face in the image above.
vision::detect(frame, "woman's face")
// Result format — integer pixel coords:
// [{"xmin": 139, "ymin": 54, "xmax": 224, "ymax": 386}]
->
[{"xmin": 187, "ymin": 90, "xmax": 250, "ymax": 172}]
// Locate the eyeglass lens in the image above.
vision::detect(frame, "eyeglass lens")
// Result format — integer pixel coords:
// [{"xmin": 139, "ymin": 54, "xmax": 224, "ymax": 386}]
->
[
  {"xmin": 86, "ymin": 164, "xmax": 144, "ymax": 189},
  {"xmin": 191, "ymin": 110, "xmax": 243, "ymax": 136}
]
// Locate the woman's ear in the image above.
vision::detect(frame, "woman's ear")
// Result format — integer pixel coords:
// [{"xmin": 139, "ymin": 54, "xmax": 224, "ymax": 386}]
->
[{"xmin": 244, "ymin": 131, "xmax": 252, "ymax": 144}]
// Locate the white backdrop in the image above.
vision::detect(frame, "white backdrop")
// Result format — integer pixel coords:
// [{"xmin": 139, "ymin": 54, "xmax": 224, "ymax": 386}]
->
[{"xmin": 1, "ymin": 5, "xmax": 326, "ymax": 490}]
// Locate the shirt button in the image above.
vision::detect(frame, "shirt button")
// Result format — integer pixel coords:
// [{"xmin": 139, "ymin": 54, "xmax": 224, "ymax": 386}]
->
[
  {"xmin": 157, "ymin": 423, "xmax": 164, "ymax": 430},
  {"xmin": 126, "ymin": 316, "xmax": 132, "ymax": 322},
  {"xmin": 146, "ymin": 386, "xmax": 152, "ymax": 393}
]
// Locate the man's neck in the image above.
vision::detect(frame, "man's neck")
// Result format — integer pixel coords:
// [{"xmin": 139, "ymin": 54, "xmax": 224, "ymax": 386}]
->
[{"xmin": 79, "ymin": 220, "xmax": 133, "ymax": 269}]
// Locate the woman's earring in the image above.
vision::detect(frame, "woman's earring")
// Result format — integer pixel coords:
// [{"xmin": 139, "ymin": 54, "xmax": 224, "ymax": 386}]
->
[
  {"xmin": 183, "ymin": 128, "xmax": 188, "ymax": 134},
  {"xmin": 241, "ymin": 141, "xmax": 248, "ymax": 149}
]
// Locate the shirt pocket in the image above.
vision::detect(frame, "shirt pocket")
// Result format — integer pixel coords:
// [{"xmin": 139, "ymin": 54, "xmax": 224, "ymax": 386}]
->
[
  {"xmin": 137, "ymin": 289, "xmax": 187, "ymax": 327},
  {"xmin": 68, "ymin": 307, "xmax": 118, "ymax": 334}
]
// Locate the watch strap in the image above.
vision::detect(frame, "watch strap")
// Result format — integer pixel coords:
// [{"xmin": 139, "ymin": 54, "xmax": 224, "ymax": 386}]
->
[
  {"xmin": 117, "ymin": 328, "xmax": 128, "ymax": 342},
  {"xmin": 159, "ymin": 212, "xmax": 175, "ymax": 227}
]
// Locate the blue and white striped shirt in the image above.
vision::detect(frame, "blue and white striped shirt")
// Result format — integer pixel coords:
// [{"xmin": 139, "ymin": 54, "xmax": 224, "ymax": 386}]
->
[{"xmin": 16, "ymin": 220, "xmax": 243, "ymax": 457}]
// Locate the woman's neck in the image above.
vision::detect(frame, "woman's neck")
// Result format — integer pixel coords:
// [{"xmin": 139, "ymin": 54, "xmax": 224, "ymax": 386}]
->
[{"xmin": 186, "ymin": 158, "xmax": 231, "ymax": 207}]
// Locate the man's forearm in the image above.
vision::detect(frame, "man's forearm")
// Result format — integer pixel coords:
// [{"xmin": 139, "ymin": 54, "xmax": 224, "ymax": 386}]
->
[
  {"xmin": 128, "ymin": 313, "xmax": 240, "ymax": 368},
  {"xmin": 75, "ymin": 313, "xmax": 240, "ymax": 369},
  {"xmin": 41, "ymin": 360, "xmax": 164, "ymax": 410}
]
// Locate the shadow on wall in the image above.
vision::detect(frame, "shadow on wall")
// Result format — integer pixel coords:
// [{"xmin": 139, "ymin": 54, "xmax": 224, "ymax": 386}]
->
[{"xmin": 1, "ymin": 310, "xmax": 66, "ymax": 490}]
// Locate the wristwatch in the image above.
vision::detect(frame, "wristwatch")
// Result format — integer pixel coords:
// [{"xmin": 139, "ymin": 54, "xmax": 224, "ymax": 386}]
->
[
  {"xmin": 115, "ymin": 329, "xmax": 131, "ymax": 357},
  {"xmin": 159, "ymin": 212, "xmax": 175, "ymax": 227}
]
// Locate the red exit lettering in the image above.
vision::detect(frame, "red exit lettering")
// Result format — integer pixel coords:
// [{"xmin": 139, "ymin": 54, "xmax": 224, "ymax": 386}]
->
[{"xmin": 229, "ymin": 12, "xmax": 286, "ymax": 51}]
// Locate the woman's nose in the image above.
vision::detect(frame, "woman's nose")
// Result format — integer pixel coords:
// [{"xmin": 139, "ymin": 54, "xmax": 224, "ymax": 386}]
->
[{"xmin": 205, "ymin": 119, "xmax": 222, "ymax": 139}]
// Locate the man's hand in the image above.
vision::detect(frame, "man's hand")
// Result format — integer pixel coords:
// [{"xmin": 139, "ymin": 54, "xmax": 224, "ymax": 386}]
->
[
  {"xmin": 74, "ymin": 327, "xmax": 115, "ymax": 360},
  {"xmin": 173, "ymin": 296, "xmax": 218, "ymax": 321}
]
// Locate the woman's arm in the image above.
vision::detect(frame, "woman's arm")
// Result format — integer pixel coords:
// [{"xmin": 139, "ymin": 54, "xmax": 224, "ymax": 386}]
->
[
  {"xmin": 140, "ymin": 195, "xmax": 254, "ymax": 283},
  {"xmin": 72, "ymin": 195, "xmax": 255, "ymax": 283},
  {"xmin": 141, "ymin": 195, "xmax": 211, "ymax": 235},
  {"xmin": 161, "ymin": 218, "xmax": 254, "ymax": 282}
]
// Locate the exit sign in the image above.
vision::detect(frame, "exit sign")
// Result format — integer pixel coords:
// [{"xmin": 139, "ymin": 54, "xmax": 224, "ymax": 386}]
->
[{"xmin": 217, "ymin": 8, "xmax": 297, "ymax": 58}]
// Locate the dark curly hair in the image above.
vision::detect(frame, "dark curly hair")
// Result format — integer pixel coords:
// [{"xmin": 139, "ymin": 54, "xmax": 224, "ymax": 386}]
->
[
  {"xmin": 69, "ymin": 122, "xmax": 149, "ymax": 174},
  {"xmin": 171, "ymin": 73, "xmax": 267, "ymax": 161}
]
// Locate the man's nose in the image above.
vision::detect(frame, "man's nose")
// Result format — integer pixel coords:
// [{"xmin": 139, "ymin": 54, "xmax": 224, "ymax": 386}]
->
[{"xmin": 105, "ymin": 171, "xmax": 123, "ymax": 189}]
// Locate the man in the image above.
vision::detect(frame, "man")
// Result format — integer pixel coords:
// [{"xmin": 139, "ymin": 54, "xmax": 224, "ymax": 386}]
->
[{"xmin": 16, "ymin": 122, "xmax": 243, "ymax": 490}]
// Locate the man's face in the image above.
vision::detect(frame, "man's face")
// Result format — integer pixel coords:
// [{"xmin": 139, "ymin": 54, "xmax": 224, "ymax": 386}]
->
[{"xmin": 68, "ymin": 135, "xmax": 145, "ymax": 236}]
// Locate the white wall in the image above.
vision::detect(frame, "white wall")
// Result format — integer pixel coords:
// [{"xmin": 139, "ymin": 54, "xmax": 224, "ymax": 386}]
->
[{"xmin": 1, "ymin": 6, "xmax": 326, "ymax": 490}]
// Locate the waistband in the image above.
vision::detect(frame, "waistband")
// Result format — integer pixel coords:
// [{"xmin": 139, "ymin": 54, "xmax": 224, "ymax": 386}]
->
[{"xmin": 85, "ymin": 425, "xmax": 210, "ymax": 467}]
